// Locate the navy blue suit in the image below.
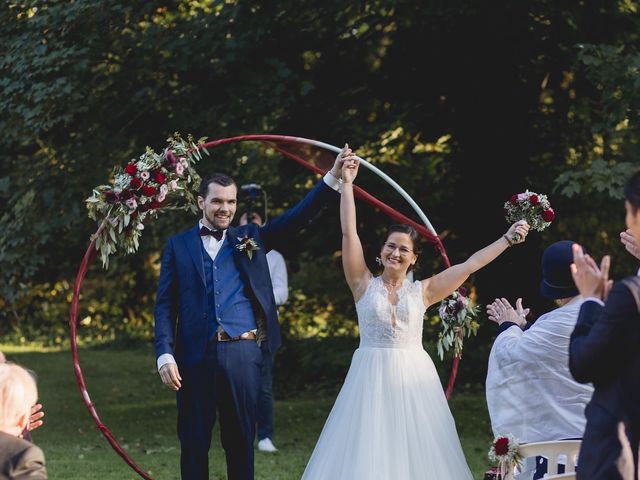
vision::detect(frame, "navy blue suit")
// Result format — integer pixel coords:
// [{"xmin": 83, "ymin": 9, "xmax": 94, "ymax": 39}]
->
[
  {"xmin": 154, "ymin": 178, "xmax": 337, "ymax": 479},
  {"xmin": 570, "ymin": 278, "xmax": 640, "ymax": 480}
]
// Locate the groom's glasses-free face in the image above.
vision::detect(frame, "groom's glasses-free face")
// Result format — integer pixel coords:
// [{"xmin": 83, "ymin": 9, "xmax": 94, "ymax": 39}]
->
[{"xmin": 383, "ymin": 242, "xmax": 413, "ymax": 257}]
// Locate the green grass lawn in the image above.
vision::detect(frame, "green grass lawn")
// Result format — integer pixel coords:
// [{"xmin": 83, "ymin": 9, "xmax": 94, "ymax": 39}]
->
[{"xmin": 2, "ymin": 344, "xmax": 495, "ymax": 479}]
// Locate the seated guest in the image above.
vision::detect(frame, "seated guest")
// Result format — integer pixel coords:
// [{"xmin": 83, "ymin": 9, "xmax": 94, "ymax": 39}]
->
[
  {"xmin": 0, "ymin": 353, "xmax": 44, "ymax": 442},
  {"xmin": 485, "ymin": 240, "xmax": 594, "ymax": 479},
  {"xmin": 0, "ymin": 362, "xmax": 47, "ymax": 480}
]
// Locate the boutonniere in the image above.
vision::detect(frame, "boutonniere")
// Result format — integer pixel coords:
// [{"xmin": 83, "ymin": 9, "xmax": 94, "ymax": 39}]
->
[{"xmin": 236, "ymin": 235, "xmax": 260, "ymax": 260}]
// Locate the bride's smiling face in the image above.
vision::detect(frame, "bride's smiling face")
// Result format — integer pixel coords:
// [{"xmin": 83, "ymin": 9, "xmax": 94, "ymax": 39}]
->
[{"xmin": 380, "ymin": 232, "xmax": 417, "ymax": 274}]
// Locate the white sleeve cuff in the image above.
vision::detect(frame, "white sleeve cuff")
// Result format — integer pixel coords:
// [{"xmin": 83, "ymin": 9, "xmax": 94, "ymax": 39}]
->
[
  {"xmin": 323, "ymin": 171, "xmax": 343, "ymax": 192},
  {"xmin": 584, "ymin": 296, "xmax": 605, "ymax": 306},
  {"xmin": 157, "ymin": 353, "xmax": 177, "ymax": 372}
]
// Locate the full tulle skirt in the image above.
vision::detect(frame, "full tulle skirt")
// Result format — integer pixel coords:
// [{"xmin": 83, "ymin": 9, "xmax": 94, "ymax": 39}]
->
[{"xmin": 301, "ymin": 345, "xmax": 474, "ymax": 480}]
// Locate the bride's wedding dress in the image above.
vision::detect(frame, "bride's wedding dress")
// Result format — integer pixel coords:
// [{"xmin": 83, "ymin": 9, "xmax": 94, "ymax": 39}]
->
[{"xmin": 302, "ymin": 276, "xmax": 474, "ymax": 479}]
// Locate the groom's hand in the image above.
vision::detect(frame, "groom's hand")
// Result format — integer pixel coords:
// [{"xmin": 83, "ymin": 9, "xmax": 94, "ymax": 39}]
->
[
  {"xmin": 329, "ymin": 143, "xmax": 351, "ymax": 180},
  {"xmin": 159, "ymin": 363, "xmax": 182, "ymax": 391}
]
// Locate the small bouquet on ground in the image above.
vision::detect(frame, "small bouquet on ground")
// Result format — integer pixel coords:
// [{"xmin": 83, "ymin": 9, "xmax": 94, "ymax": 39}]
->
[
  {"xmin": 504, "ymin": 190, "xmax": 554, "ymax": 241},
  {"xmin": 488, "ymin": 433, "xmax": 521, "ymax": 480},
  {"xmin": 86, "ymin": 133, "xmax": 208, "ymax": 268},
  {"xmin": 436, "ymin": 287, "xmax": 481, "ymax": 361}
]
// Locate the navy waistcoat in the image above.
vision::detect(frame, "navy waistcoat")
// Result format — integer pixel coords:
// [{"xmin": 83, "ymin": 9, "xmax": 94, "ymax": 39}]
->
[{"xmin": 201, "ymin": 239, "xmax": 256, "ymax": 339}]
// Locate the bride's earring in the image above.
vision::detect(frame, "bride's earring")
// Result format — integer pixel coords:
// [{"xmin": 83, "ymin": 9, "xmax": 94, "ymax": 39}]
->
[{"xmin": 375, "ymin": 257, "xmax": 382, "ymax": 266}]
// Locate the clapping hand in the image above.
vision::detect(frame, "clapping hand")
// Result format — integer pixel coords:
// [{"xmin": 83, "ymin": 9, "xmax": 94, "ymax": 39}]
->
[
  {"xmin": 505, "ymin": 220, "xmax": 530, "ymax": 245},
  {"xmin": 486, "ymin": 297, "xmax": 529, "ymax": 328},
  {"xmin": 29, "ymin": 403, "xmax": 44, "ymax": 431},
  {"xmin": 620, "ymin": 229, "xmax": 640, "ymax": 261},
  {"xmin": 570, "ymin": 243, "xmax": 613, "ymax": 301}
]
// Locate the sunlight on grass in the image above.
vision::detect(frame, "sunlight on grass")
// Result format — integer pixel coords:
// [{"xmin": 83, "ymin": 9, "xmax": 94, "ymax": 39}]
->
[{"xmin": 1, "ymin": 344, "xmax": 494, "ymax": 479}]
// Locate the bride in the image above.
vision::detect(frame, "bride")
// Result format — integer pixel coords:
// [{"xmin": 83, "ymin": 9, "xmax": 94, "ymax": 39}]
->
[{"xmin": 301, "ymin": 146, "xmax": 530, "ymax": 479}]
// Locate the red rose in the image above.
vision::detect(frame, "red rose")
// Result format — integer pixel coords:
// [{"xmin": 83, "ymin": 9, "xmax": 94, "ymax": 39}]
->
[
  {"xmin": 149, "ymin": 200, "xmax": 162, "ymax": 210},
  {"xmin": 542, "ymin": 209, "xmax": 555, "ymax": 222},
  {"xmin": 529, "ymin": 194, "xmax": 539, "ymax": 205},
  {"xmin": 104, "ymin": 191, "xmax": 118, "ymax": 204},
  {"xmin": 142, "ymin": 185, "xmax": 156, "ymax": 197},
  {"xmin": 125, "ymin": 163, "xmax": 137, "ymax": 176},
  {"xmin": 155, "ymin": 171, "xmax": 166, "ymax": 184},
  {"xmin": 510, "ymin": 194, "xmax": 518, "ymax": 204},
  {"xmin": 130, "ymin": 177, "xmax": 142, "ymax": 189},
  {"xmin": 494, "ymin": 437, "xmax": 510, "ymax": 456}
]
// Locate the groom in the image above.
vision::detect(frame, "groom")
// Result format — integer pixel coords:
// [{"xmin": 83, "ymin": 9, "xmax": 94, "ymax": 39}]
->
[{"xmin": 154, "ymin": 151, "xmax": 347, "ymax": 480}]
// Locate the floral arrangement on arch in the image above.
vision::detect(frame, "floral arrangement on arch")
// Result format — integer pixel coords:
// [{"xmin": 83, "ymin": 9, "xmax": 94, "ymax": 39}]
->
[
  {"xmin": 86, "ymin": 133, "xmax": 208, "ymax": 267},
  {"xmin": 504, "ymin": 190, "xmax": 554, "ymax": 233},
  {"xmin": 436, "ymin": 287, "xmax": 480, "ymax": 361},
  {"xmin": 488, "ymin": 433, "xmax": 522, "ymax": 480}
]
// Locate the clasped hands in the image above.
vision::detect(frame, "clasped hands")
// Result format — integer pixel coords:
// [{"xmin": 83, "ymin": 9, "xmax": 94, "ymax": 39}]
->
[
  {"xmin": 486, "ymin": 298, "xmax": 530, "ymax": 328},
  {"xmin": 333, "ymin": 143, "xmax": 360, "ymax": 184}
]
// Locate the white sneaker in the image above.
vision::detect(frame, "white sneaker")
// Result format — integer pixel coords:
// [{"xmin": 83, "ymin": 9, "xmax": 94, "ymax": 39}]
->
[{"xmin": 258, "ymin": 438, "xmax": 278, "ymax": 452}]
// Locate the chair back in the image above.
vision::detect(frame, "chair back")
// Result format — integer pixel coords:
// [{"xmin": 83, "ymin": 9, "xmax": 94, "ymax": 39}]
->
[{"xmin": 517, "ymin": 440, "xmax": 581, "ymax": 475}]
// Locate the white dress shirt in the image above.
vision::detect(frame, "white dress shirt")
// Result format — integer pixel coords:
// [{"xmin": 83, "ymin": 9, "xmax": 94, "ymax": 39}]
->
[
  {"xmin": 266, "ymin": 249, "xmax": 288, "ymax": 306},
  {"xmin": 157, "ymin": 172, "xmax": 337, "ymax": 371},
  {"xmin": 486, "ymin": 296, "xmax": 594, "ymax": 445}
]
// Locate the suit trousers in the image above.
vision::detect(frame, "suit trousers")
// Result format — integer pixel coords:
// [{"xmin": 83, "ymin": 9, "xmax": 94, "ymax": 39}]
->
[{"xmin": 177, "ymin": 338, "xmax": 262, "ymax": 480}]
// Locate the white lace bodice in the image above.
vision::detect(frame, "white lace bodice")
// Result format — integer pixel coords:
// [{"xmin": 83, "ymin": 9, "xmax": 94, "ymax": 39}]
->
[{"xmin": 356, "ymin": 276, "xmax": 426, "ymax": 348}]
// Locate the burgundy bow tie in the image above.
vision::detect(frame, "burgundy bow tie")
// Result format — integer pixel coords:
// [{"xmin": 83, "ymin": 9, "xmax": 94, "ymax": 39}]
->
[{"xmin": 200, "ymin": 226, "xmax": 223, "ymax": 241}]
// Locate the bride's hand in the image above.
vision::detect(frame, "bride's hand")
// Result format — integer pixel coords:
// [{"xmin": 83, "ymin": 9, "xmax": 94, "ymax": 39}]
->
[
  {"xmin": 341, "ymin": 150, "xmax": 360, "ymax": 184},
  {"xmin": 505, "ymin": 220, "xmax": 530, "ymax": 245}
]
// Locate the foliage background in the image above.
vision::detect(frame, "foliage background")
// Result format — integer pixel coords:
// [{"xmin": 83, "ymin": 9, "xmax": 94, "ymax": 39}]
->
[{"xmin": 2, "ymin": 0, "xmax": 640, "ymax": 389}]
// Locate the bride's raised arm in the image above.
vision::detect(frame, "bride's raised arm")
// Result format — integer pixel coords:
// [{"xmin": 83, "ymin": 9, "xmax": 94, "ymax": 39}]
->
[
  {"xmin": 421, "ymin": 220, "xmax": 530, "ymax": 307},
  {"xmin": 340, "ymin": 146, "xmax": 371, "ymax": 300}
]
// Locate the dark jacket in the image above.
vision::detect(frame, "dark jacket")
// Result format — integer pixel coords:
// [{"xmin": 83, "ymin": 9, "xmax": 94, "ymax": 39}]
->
[{"xmin": 570, "ymin": 278, "xmax": 640, "ymax": 480}]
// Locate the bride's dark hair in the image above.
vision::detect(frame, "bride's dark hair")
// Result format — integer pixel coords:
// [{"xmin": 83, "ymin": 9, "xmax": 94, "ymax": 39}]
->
[{"xmin": 381, "ymin": 225, "xmax": 422, "ymax": 272}]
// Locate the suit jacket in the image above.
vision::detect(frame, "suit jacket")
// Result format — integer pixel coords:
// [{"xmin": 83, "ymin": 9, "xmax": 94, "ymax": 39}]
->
[
  {"xmin": 0, "ymin": 431, "xmax": 47, "ymax": 480},
  {"xmin": 154, "ymin": 178, "xmax": 337, "ymax": 367},
  {"xmin": 569, "ymin": 278, "xmax": 640, "ymax": 479}
]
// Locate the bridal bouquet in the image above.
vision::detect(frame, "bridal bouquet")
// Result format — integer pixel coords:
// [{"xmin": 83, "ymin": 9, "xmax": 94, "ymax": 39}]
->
[
  {"xmin": 488, "ymin": 433, "xmax": 521, "ymax": 480},
  {"xmin": 504, "ymin": 190, "xmax": 554, "ymax": 240},
  {"xmin": 436, "ymin": 287, "xmax": 480, "ymax": 361},
  {"xmin": 86, "ymin": 133, "xmax": 207, "ymax": 268}
]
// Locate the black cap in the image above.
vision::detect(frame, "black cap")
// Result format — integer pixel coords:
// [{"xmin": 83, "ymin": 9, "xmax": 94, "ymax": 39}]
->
[{"xmin": 539, "ymin": 240, "xmax": 582, "ymax": 300}]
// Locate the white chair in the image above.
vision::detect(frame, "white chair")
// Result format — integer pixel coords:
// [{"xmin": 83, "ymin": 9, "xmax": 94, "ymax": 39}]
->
[
  {"xmin": 544, "ymin": 474, "xmax": 576, "ymax": 480},
  {"xmin": 516, "ymin": 440, "xmax": 581, "ymax": 477}
]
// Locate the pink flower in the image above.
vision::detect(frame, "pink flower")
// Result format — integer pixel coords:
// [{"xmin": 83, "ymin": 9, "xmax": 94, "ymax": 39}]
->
[
  {"xmin": 169, "ymin": 180, "xmax": 178, "ymax": 191},
  {"xmin": 160, "ymin": 184, "xmax": 169, "ymax": 196},
  {"xmin": 156, "ymin": 191, "xmax": 166, "ymax": 203},
  {"xmin": 125, "ymin": 198, "xmax": 137, "ymax": 210},
  {"xmin": 140, "ymin": 171, "xmax": 150, "ymax": 181},
  {"xmin": 175, "ymin": 163, "xmax": 184, "ymax": 175}
]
